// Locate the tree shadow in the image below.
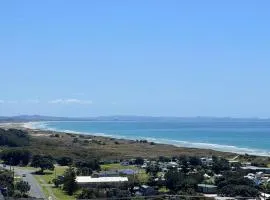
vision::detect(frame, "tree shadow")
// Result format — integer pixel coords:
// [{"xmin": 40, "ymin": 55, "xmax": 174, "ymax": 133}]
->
[{"xmin": 31, "ymin": 170, "xmax": 53, "ymax": 175}]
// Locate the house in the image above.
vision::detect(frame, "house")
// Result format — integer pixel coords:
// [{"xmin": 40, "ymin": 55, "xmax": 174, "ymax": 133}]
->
[
  {"xmin": 119, "ymin": 169, "xmax": 137, "ymax": 175},
  {"xmin": 139, "ymin": 185, "xmax": 156, "ymax": 196},
  {"xmin": 201, "ymin": 157, "xmax": 213, "ymax": 166},
  {"xmin": 121, "ymin": 161, "xmax": 130, "ymax": 166},
  {"xmin": 244, "ymin": 171, "xmax": 270, "ymax": 186},
  {"xmin": 76, "ymin": 176, "xmax": 128, "ymax": 187},
  {"xmin": 141, "ymin": 164, "xmax": 147, "ymax": 169},
  {"xmin": 241, "ymin": 166, "xmax": 270, "ymax": 173},
  {"xmin": 242, "ymin": 162, "xmax": 252, "ymax": 167},
  {"xmin": 167, "ymin": 161, "xmax": 178, "ymax": 168},
  {"xmin": 97, "ymin": 170, "xmax": 120, "ymax": 177},
  {"xmin": 197, "ymin": 184, "xmax": 217, "ymax": 194},
  {"xmin": 161, "ymin": 167, "xmax": 169, "ymax": 173},
  {"xmin": 204, "ymin": 173, "xmax": 211, "ymax": 179}
]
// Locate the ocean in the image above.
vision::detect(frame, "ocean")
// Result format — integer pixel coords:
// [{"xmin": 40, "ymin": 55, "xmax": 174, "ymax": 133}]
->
[{"xmin": 29, "ymin": 120, "xmax": 270, "ymax": 156}]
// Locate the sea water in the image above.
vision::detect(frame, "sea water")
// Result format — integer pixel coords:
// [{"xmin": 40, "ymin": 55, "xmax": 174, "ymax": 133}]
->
[{"xmin": 30, "ymin": 120, "xmax": 270, "ymax": 156}]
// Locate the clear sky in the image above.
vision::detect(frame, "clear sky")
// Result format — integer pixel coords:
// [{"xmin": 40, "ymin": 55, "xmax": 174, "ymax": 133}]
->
[{"xmin": 1, "ymin": 0, "xmax": 270, "ymax": 117}]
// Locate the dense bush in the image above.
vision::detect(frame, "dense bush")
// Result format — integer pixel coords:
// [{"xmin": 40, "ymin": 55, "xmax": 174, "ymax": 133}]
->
[
  {"xmin": 189, "ymin": 156, "xmax": 202, "ymax": 166},
  {"xmin": 158, "ymin": 156, "xmax": 171, "ymax": 162},
  {"xmin": 0, "ymin": 170, "xmax": 14, "ymax": 196},
  {"xmin": 219, "ymin": 185, "xmax": 259, "ymax": 197},
  {"xmin": 134, "ymin": 157, "xmax": 144, "ymax": 165},
  {"xmin": 75, "ymin": 159, "xmax": 100, "ymax": 171},
  {"xmin": 15, "ymin": 181, "xmax": 31, "ymax": 196},
  {"xmin": 77, "ymin": 188, "xmax": 130, "ymax": 199},
  {"xmin": 165, "ymin": 169, "xmax": 203, "ymax": 194},
  {"xmin": 1, "ymin": 149, "xmax": 31, "ymax": 166},
  {"xmin": 57, "ymin": 156, "xmax": 73, "ymax": 166},
  {"xmin": 0, "ymin": 128, "xmax": 30, "ymax": 147},
  {"xmin": 31, "ymin": 155, "xmax": 54, "ymax": 172},
  {"xmin": 212, "ymin": 156, "xmax": 230, "ymax": 173},
  {"xmin": 216, "ymin": 171, "xmax": 258, "ymax": 197}
]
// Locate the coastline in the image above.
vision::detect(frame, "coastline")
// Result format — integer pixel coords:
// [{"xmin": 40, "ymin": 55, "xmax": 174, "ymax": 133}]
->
[
  {"xmin": 25, "ymin": 121, "xmax": 270, "ymax": 157},
  {"xmin": 1, "ymin": 121, "xmax": 269, "ymax": 158}
]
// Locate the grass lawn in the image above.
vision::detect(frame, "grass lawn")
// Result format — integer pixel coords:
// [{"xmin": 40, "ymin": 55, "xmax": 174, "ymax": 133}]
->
[
  {"xmin": 158, "ymin": 186, "xmax": 169, "ymax": 193},
  {"xmin": 268, "ymin": 164, "xmax": 270, "ymax": 168},
  {"xmin": 17, "ymin": 166, "xmax": 37, "ymax": 171},
  {"xmin": 136, "ymin": 171, "xmax": 149, "ymax": 183},
  {"xmin": 101, "ymin": 163, "xmax": 149, "ymax": 183},
  {"xmin": 51, "ymin": 187, "xmax": 78, "ymax": 200},
  {"xmin": 33, "ymin": 166, "xmax": 77, "ymax": 200},
  {"xmin": 36, "ymin": 165, "xmax": 68, "ymax": 183}
]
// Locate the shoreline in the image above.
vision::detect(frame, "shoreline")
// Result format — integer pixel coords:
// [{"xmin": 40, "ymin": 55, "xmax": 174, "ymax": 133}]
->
[{"xmin": 1, "ymin": 121, "xmax": 269, "ymax": 157}]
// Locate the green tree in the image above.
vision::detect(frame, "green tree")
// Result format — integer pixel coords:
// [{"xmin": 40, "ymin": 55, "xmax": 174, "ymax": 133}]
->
[
  {"xmin": 0, "ymin": 171, "xmax": 14, "ymax": 196},
  {"xmin": 212, "ymin": 156, "xmax": 230, "ymax": 174},
  {"xmin": 75, "ymin": 159, "xmax": 100, "ymax": 176},
  {"xmin": 31, "ymin": 155, "xmax": 54, "ymax": 173},
  {"xmin": 134, "ymin": 157, "xmax": 144, "ymax": 165},
  {"xmin": 15, "ymin": 181, "xmax": 30, "ymax": 195},
  {"xmin": 165, "ymin": 169, "xmax": 184, "ymax": 192},
  {"xmin": 77, "ymin": 189, "xmax": 97, "ymax": 199},
  {"xmin": 219, "ymin": 185, "xmax": 259, "ymax": 197},
  {"xmin": 1, "ymin": 149, "xmax": 31, "ymax": 166},
  {"xmin": 189, "ymin": 156, "xmax": 202, "ymax": 166},
  {"xmin": 146, "ymin": 164, "xmax": 160, "ymax": 177},
  {"xmin": 52, "ymin": 178, "xmax": 61, "ymax": 188},
  {"xmin": 57, "ymin": 156, "xmax": 73, "ymax": 166},
  {"xmin": 0, "ymin": 128, "xmax": 30, "ymax": 147},
  {"xmin": 63, "ymin": 167, "xmax": 78, "ymax": 195},
  {"xmin": 75, "ymin": 159, "xmax": 100, "ymax": 171}
]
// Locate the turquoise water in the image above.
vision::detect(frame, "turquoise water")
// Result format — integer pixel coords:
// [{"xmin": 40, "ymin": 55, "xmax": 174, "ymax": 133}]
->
[{"xmin": 31, "ymin": 120, "xmax": 270, "ymax": 156}]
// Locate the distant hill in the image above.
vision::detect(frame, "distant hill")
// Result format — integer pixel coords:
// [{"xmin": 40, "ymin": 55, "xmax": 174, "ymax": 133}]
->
[
  {"xmin": 0, "ymin": 115, "xmax": 270, "ymax": 123},
  {"xmin": 0, "ymin": 115, "xmax": 71, "ymax": 122}
]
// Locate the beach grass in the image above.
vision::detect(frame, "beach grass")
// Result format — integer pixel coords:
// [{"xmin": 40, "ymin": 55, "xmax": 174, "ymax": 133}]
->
[{"xmin": 26, "ymin": 129, "xmax": 235, "ymax": 161}]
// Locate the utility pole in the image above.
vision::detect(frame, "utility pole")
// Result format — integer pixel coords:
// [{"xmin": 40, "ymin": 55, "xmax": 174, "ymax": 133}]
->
[{"xmin": 55, "ymin": 167, "xmax": 56, "ymax": 179}]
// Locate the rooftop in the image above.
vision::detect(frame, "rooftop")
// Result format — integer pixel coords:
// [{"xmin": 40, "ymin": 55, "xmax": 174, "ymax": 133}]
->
[
  {"xmin": 76, "ymin": 176, "xmax": 128, "ymax": 183},
  {"xmin": 241, "ymin": 166, "xmax": 270, "ymax": 170},
  {"xmin": 198, "ymin": 184, "xmax": 217, "ymax": 188}
]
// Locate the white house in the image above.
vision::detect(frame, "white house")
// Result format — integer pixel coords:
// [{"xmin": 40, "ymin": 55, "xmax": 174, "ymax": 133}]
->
[{"xmin": 76, "ymin": 176, "xmax": 128, "ymax": 187}]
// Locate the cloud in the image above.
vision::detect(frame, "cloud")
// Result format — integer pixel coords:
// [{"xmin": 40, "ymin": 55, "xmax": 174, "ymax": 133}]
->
[{"xmin": 48, "ymin": 98, "xmax": 92, "ymax": 105}]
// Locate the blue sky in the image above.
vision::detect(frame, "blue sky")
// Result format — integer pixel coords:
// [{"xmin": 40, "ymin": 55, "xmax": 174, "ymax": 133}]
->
[{"xmin": 1, "ymin": 0, "xmax": 270, "ymax": 117}]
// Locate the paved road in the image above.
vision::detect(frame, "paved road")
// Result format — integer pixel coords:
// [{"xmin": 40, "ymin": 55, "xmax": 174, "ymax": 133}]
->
[{"xmin": 0, "ymin": 164, "xmax": 46, "ymax": 199}]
